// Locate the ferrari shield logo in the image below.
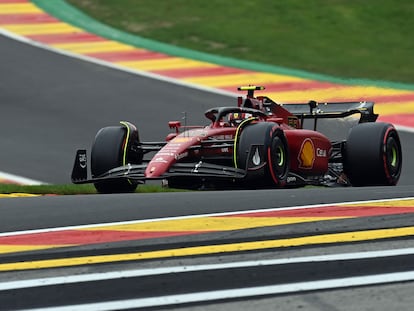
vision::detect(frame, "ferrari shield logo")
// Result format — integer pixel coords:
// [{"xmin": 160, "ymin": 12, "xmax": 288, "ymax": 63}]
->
[{"xmin": 78, "ymin": 152, "xmax": 87, "ymax": 169}]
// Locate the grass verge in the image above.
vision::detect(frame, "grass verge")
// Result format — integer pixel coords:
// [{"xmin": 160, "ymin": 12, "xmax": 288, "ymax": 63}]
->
[
  {"xmin": 0, "ymin": 184, "xmax": 182, "ymax": 195},
  {"xmin": 65, "ymin": 0, "xmax": 414, "ymax": 84}
]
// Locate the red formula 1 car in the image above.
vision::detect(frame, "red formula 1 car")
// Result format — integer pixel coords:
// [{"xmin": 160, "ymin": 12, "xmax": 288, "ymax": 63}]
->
[{"xmin": 71, "ymin": 86, "xmax": 402, "ymax": 193}]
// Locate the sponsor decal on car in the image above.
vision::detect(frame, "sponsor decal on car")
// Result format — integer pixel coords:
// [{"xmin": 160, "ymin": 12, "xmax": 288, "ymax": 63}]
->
[
  {"xmin": 182, "ymin": 129, "xmax": 208, "ymax": 137},
  {"xmin": 173, "ymin": 137, "xmax": 191, "ymax": 143},
  {"xmin": 287, "ymin": 176, "xmax": 297, "ymax": 183},
  {"xmin": 175, "ymin": 152, "xmax": 188, "ymax": 160},
  {"xmin": 298, "ymin": 138, "xmax": 315, "ymax": 169},
  {"xmin": 153, "ymin": 157, "xmax": 168, "ymax": 163},
  {"xmin": 78, "ymin": 153, "xmax": 87, "ymax": 169},
  {"xmin": 211, "ymin": 134, "xmax": 233, "ymax": 140},
  {"xmin": 252, "ymin": 147, "xmax": 261, "ymax": 166},
  {"xmin": 316, "ymin": 148, "xmax": 327, "ymax": 157}
]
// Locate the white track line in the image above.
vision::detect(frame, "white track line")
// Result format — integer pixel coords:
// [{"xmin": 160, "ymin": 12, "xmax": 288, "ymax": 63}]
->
[
  {"xmin": 0, "ymin": 171, "xmax": 46, "ymax": 185},
  {"xmin": 19, "ymin": 271, "xmax": 414, "ymax": 311},
  {"xmin": 1, "ymin": 247, "xmax": 414, "ymax": 291}
]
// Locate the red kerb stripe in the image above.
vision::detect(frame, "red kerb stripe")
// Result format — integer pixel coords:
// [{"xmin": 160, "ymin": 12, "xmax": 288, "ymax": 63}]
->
[
  {"xmin": 87, "ymin": 50, "xmax": 169, "ymax": 62},
  {"xmin": 26, "ymin": 32, "xmax": 106, "ymax": 44},
  {"xmin": 378, "ymin": 114, "xmax": 414, "ymax": 127},
  {"xmin": 0, "ymin": 230, "xmax": 209, "ymax": 245},
  {"xmin": 152, "ymin": 66, "xmax": 251, "ymax": 78},
  {"xmin": 356, "ymin": 92, "xmax": 414, "ymax": 104},
  {"xmin": 220, "ymin": 80, "xmax": 340, "ymax": 93},
  {"xmin": 0, "ymin": 13, "xmax": 58, "ymax": 24},
  {"xmin": 222, "ymin": 205, "xmax": 414, "ymax": 218}
]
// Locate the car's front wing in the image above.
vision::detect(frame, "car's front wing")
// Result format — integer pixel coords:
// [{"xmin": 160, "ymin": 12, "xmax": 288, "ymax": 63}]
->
[{"xmin": 71, "ymin": 149, "xmax": 247, "ymax": 185}]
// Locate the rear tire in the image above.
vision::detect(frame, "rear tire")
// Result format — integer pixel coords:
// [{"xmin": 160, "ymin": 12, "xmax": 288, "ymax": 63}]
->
[
  {"xmin": 344, "ymin": 122, "xmax": 402, "ymax": 186},
  {"xmin": 91, "ymin": 124, "xmax": 141, "ymax": 193},
  {"xmin": 236, "ymin": 122, "xmax": 289, "ymax": 187}
]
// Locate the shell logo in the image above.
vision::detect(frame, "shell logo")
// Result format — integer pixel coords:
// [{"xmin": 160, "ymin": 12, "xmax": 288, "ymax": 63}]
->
[{"xmin": 298, "ymin": 138, "xmax": 315, "ymax": 169}]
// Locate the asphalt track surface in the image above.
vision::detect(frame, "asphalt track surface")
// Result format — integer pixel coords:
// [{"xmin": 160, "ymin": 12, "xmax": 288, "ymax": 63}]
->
[
  {"xmin": 1, "ymin": 34, "xmax": 414, "ymax": 310},
  {"xmin": 0, "ymin": 34, "xmax": 227, "ymax": 184}
]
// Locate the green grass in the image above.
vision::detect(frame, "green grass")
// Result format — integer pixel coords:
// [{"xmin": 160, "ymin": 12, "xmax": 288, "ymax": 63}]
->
[
  {"xmin": 0, "ymin": 184, "xmax": 97, "ymax": 195},
  {"xmin": 66, "ymin": 0, "xmax": 414, "ymax": 84},
  {"xmin": 0, "ymin": 184, "xmax": 183, "ymax": 195}
]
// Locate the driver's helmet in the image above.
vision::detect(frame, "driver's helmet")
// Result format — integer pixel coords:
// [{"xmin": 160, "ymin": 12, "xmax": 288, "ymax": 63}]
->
[{"xmin": 228, "ymin": 112, "xmax": 252, "ymax": 126}]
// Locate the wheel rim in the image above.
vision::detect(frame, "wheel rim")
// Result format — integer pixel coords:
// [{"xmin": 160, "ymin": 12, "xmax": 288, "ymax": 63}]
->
[
  {"xmin": 270, "ymin": 136, "xmax": 288, "ymax": 180},
  {"xmin": 276, "ymin": 145, "xmax": 285, "ymax": 170},
  {"xmin": 386, "ymin": 136, "xmax": 401, "ymax": 177}
]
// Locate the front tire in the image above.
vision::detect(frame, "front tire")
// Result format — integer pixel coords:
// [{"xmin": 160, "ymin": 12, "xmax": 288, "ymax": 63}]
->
[
  {"xmin": 91, "ymin": 123, "xmax": 142, "ymax": 193},
  {"xmin": 344, "ymin": 122, "xmax": 402, "ymax": 186},
  {"xmin": 236, "ymin": 122, "xmax": 289, "ymax": 187}
]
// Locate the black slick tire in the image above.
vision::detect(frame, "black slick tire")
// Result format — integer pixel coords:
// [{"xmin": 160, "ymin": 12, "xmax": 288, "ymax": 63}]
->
[
  {"xmin": 91, "ymin": 126, "xmax": 138, "ymax": 193},
  {"xmin": 236, "ymin": 122, "xmax": 289, "ymax": 187},
  {"xmin": 344, "ymin": 122, "xmax": 402, "ymax": 186}
]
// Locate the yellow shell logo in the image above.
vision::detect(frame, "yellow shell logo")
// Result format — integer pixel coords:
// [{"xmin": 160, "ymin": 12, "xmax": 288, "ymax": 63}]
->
[{"xmin": 298, "ymin": 139, "xmax": 315, "ymax": 169}]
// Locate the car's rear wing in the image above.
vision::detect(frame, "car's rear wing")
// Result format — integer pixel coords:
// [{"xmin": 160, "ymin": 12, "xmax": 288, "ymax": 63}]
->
[
  {"xmin": 237, "ymin": 86, "xmax": 378, "ymax": 123},
  {"xmin": 279, "ymin": 100, "xmax": 378, "ymax": 123}
]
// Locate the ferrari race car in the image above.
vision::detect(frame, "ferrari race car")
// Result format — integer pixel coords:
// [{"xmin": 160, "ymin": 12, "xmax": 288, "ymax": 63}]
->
[{"xmin": 71, "ymin": 86, "xmax": 402, "ymax": 193}]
